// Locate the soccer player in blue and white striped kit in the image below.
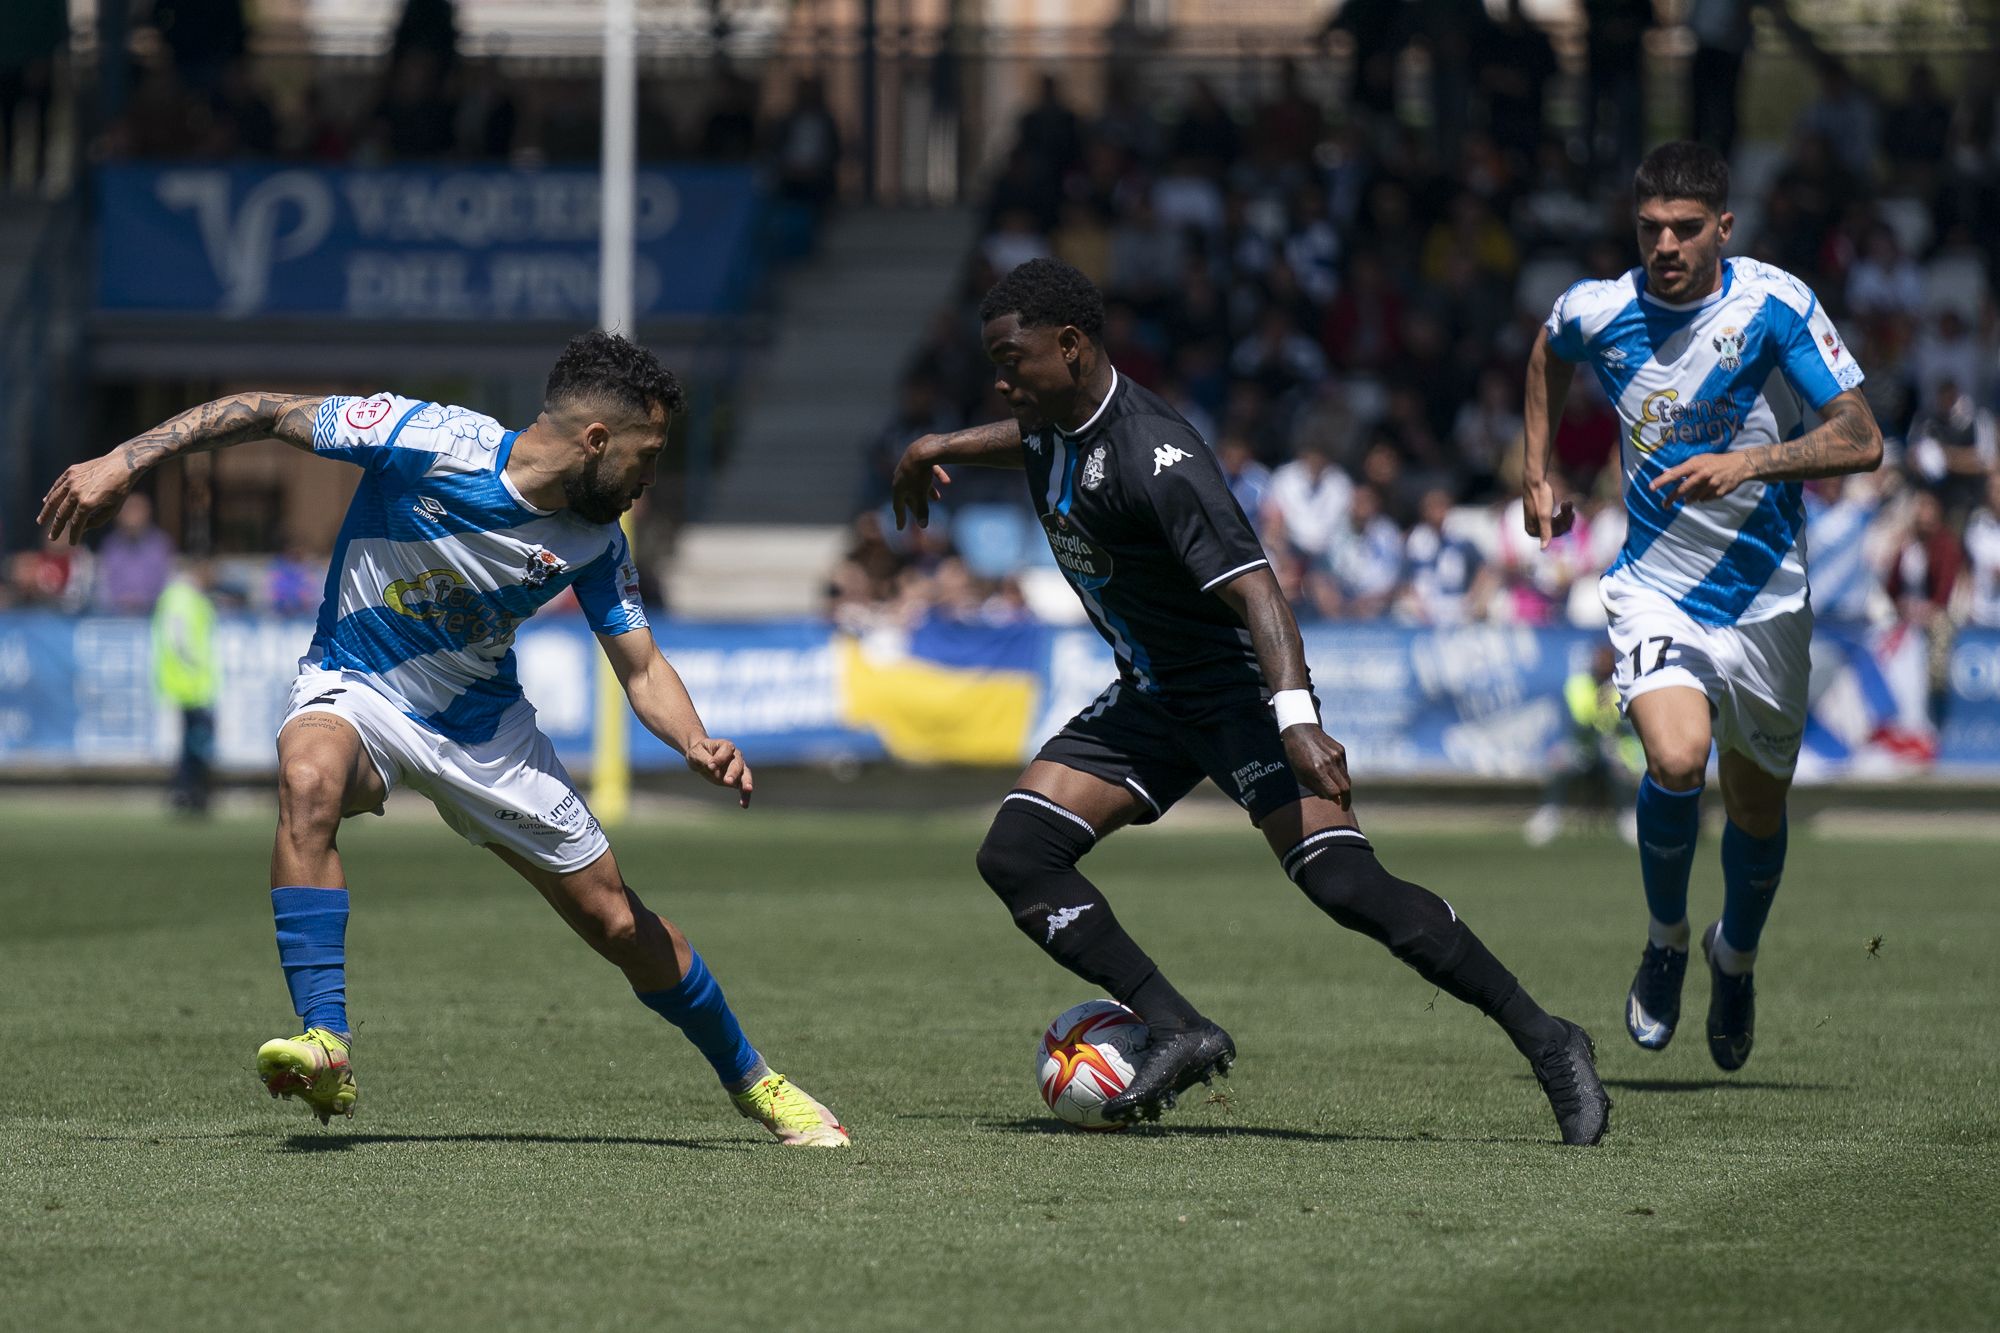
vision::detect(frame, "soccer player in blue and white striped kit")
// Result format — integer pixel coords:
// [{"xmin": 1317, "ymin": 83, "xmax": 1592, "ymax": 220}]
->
[
  {"xmin": 37, "ymin": 332, "xmax": 849, "ymax": 1145},
  {"xmin": 1522, "ymin": 142, "xmax": 1883, "ymax": 1070}
]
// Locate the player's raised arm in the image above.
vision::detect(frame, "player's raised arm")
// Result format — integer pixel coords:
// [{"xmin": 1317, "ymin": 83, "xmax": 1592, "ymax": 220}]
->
[
  {"xmin": 889, "ymin": 418, "xmax": 1025, "ymax": 530},
  {"xmin": 1521, "ymin": 326, "xmax": 1578, "ymax": 551},
  {"xmin": 1212, "ymin": 567, "xmax": 1351, "ymax": 810},
  {"xmin": 597, "ymin": 626, "xmax": 753, "ymax": 808},
  {"xmin": 39, "ymin": 392, "xmax": 325, "ymax": 544}
]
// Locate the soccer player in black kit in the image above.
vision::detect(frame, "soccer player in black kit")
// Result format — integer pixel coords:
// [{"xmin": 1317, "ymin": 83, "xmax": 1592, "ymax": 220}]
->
[{"xmin": 892, "ymin": 260, "xmax": 1609, "ymax": 1144}]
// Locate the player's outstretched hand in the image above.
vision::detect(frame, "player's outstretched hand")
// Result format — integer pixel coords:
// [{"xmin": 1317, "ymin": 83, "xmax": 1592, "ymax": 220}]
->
[
  {"xmin": 38, "ymin": 454, "xmax": 134, "ymax": 545},
  {"xmin": 889, "ymin": 437, "xmax": 952, "ymax": 531},
  {"xmin": 686, "ymin": 737, "xmax": 754, "ymax": 808},
  {"xmin": 1650, "ymin": 451, "xmax": 1751, "ymax": 505},
  {"xmin": 1282, "ymin": 724, "xmax": 1352, "ymax": 810},
  {"xmin": 1521, "ymin": 476, "xmax": 1575, "ymax": 551}
]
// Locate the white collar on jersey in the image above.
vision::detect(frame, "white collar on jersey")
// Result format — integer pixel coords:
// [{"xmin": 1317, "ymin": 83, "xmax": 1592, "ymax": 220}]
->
[
  {"xmin": 496, "ymin": 431, "xmax": 558, "ymax": 516},
  {"xmin": 1639, "ymin": 260, "xmax": 1734, "ymax": 313},
  {"xmin": 1055, "ymin": 364, "xmax": 1121, "ymax": 441}
]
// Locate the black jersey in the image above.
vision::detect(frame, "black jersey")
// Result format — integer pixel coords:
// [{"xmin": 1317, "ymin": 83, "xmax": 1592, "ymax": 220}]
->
[{"xmin": 1023, "ymin": 369, "xmax": 1274, "ymax": 701}]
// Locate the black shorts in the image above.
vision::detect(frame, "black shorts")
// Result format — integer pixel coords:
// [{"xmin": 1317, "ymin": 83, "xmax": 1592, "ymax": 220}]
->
[{"xmin": 1034, "ymin": 682, "xmax": 1313, "ymax": 826}]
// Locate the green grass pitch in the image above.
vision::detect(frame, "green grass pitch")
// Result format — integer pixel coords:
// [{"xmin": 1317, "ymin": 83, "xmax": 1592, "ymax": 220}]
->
[{"xmin": 2, "ymin": 798, "xmax": 1995, "ymax": 1331}]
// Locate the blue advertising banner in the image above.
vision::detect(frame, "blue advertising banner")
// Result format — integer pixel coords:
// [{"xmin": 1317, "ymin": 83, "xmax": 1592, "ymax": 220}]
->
[
  {"xmin": 96, "ymin": 164, "xmax": 766, "ymax": 320},
  {"xmin": 3, "ymin": 613, "xmax": 1997, "ymax": 778}
]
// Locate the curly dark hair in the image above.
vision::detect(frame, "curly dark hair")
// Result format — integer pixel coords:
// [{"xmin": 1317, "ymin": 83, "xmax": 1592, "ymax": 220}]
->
[
  {"xmin": 977, "ymin": 258, "xmax": 1105, "ymax": 340},
  {"xmin": 544, "ymin": 330, "xmax": 686, "ymax": 421},
  {"xmin": 1634, "ymin": 140, "xmax": 1729, "ymax": 213}
]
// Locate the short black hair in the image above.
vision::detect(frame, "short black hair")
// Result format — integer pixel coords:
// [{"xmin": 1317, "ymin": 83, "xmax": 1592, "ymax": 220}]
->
[
  {"xmin": 544, "ymin": 330, "xmax": 686, "ymax": 421},
  {"xmin": 978, "ymin": 258, "xmax": 1105, "ymax": 340},
  {"xmin": 1634, "ymin": 141, "xmax": 1729, "ymax": 214}
]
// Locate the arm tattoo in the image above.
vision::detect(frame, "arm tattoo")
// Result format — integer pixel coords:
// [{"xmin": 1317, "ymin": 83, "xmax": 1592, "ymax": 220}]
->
[
  {"xmin": 1743, "ymin": 391, "xmax": 1881, "ymax": 483},
  {"xmin": 118, "ymin": 393, "xmax": 323, "ymax": 474},
  {"xmin": 938, "ymin": 418, "xmax": 1027, "ymax": 469}
]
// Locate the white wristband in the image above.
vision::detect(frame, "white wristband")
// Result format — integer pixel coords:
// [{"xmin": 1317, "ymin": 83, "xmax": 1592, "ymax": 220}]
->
[{"xmin": 1271, "ymin": 689, "xmax": 1318, "ymax": 732}]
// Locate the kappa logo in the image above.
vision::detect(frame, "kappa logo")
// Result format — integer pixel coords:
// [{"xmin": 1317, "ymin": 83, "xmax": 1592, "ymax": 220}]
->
[
  {"xmin": 1711, "ymin": 326, "xmax": 1746, "ymax": 372},
  {"xmin": 1152, "ymin": 443, "xmax": 1190, "ymax": 476},
  {"xmin": 1080, "ymin": 444, "xmax": 1108, "ymax": 491},
  {"xmin": 1025, "ymin": 431, "xmax": 1045, "ymax": 456},
  {"xmin": 1043, "ymin": 903, "xmax": 1095, "ymax": 944},
  {"xmin": 413, "ymin": 495, "xmax": 447, "ymax": 521}
]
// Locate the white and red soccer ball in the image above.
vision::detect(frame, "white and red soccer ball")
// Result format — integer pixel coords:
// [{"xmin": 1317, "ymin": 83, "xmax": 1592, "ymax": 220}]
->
[{"xmin": 1036, "ymin": 999, "xmax": 1149, "ymax": 1130}]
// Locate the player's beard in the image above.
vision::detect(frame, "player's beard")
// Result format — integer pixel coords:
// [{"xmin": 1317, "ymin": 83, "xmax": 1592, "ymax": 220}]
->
[{"xmin": 563, "ymin": 453, "xmax": 630, "ymax": 525}]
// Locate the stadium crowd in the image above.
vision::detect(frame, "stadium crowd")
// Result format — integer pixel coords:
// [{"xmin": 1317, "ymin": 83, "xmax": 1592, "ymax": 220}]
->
[{"xmin": 836, "ymin": 25, "xmax": 2000, "ymax": 649}]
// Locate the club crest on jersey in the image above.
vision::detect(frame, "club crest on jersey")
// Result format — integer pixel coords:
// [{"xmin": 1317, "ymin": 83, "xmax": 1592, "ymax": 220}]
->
[
  {"xmin": 1080, "ymin": 444, "xmax": 1108, "ymax": 491},
  {"xmin": 1152, "ymin": 443, "xmax": 1189, "ymax": 476},
  {"xmin": 1711, "ymin": 326, "xmax": 1746, "ymax": 371},
  {"xmin": 1822, "ymin": 330, "xmax": 1843, "ymax": 361},
  {"xmin": 413, "ymin": 495, "xmax": 447, "ymax": 522},
  {"xmin": 522, "ymin": 547, "xmax": 568, "ymax": 589}
]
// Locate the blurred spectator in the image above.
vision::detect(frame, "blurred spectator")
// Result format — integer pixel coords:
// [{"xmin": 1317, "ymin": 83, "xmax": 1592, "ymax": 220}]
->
[
  {"xmin": 1170, "ymin": 79, "xmax": 1239, "ymax": 172},
  {"xmin": 151, "ymin": 0, "xmax": 245, "ymax": 95},
  {"xmin": 1886, "ymin": 491, "xmax": 1962, "ymax": 629},
  {"xmin": 94, "ymin": 493, "xmax": 175, "ymax": 614},
  {"xmin": 983, "ymin": 206, "xmax": 1052, "ymax": 278},
  {"xmin": 1552, "ymin": 379, "xmax": 1618, "ymax": 484},
  {"xmin": 266, "ymin": 541, "xmax": 324, "ymax": 618},
  {"xmin": 1231, "ymin": 308, "xmax": 1327, "ymax": 402},
  {"xmin": 153, "ymin": 559, "xmax": 218, "ymax": 816},
  {"xmin": 1881, "ymin": 62, "xmax": 1954, "ymax": 189},
  {"xmin": 860, "ymin": 373, "xmax": 959, "ymax": 510},
  {"xmin": 1964, "ymin": 474, "xmax": 2000, "ymax": 627},
  {"xmin": 1263, "ymin": 439, "xmax": 1354, "ymax": 598},
  {"xmin": 771, "ymin": 76, "xmax": 841, "ymax": 218},
  {"xmin": 1317, "ymin": 484, "xmax": 1403, "ymax": 619},
  {"xmin": 1321, "ymin": 248, "xmax": 1406, "ymax": 374},
  {"xmin": 0, "ymin": 0, "xmax": 66, "ymax": 193},
  {"xmin": 1796, "ymin": 62, "xmax": 1879, "ymax": 182},
  {"xmin": 1017, "ymin": 74, "xmax": 1083, "ymax": 182},
  {"xmin": 1452, "ymin": 367, "xmax": 1523, "ymax": 500},
  {"xmin": 375, "ymin": 52, "xmax": 456, "ymax": 159},
  {"xmin": 1581, "ymin": 0, "xmax": 1652, "ymax": 183},
  {"xmin": 1687, "ymin": 0, "xmax": 1755, "ymax": 160},
  {"xmin": 1804, "ymin": 474, "xmax": 1887, "ymax": 624},
  {"xmin": 1477, "ymin": 1, "xmax": 1558, "ymax": 171},
  {"xmin": 1398, "ymin": 489, "xmax": 1488, "ymax": 625},
  {"xmin": 1910, "ymin": 311, "xmax": 1987, "ymax": 411},
  {"xmin": 698, "ymin": 67, "xmax": 760, "ymax": 161},
  {"xmin": 1525, "ymin": 645, "xmax": 1642, "ymax": 846},
  {"xmin": 1251, "ymin": 60, "xmax": 1324, "ymax": 168},
  {"xmin": 6, "ymin": 538, "xmax": 91, "ymax": 611},
  {"xmin": 1907, "ymin": 381, "xmax": 1998, "ymax": 526},
  {"xmin": 1214, "ymin": 431, "xmax": 1271, "ymax": 522},
  {"xmin": 1845, "ymin": 223, "xmax": 1923, "ymax": 321},
  {"xmin": 390, "ymin": 0, "xmax": 459, "ymax": 77}
]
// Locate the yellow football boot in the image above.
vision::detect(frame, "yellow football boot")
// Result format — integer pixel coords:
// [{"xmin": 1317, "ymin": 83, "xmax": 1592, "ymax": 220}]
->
[
  {"xmin": 256, "ymin": 1028, "xmax": 357, "ymax": 1125},
  {"xmin": 731, "ymin": 1072, "xmax": 849, "ymax": 1147}
]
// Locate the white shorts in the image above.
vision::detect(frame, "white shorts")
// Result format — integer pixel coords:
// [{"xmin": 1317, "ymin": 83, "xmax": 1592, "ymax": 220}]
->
[
  {"xmin": 281, "ymin": 666, "xmax": 610, "ymax": 873},
  {"xmin": 1600, "ymin": 575, "xmax": 1812, "ymax": 779}
]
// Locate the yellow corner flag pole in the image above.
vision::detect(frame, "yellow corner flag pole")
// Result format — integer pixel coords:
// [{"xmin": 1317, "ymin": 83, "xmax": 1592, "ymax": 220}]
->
[{"xmin": 591, "ymin": 0, "xmax": 638, "ymax": 827}]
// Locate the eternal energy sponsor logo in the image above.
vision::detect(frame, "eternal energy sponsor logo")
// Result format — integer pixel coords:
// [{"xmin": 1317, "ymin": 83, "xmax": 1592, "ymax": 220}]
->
[
  {"xmin": 382, "ymin": 568, "xmax": 520, "ymax": 648},
  {"xmin": 1628, "ymin": 389, "xmax": 1746, "ymax": 454}
]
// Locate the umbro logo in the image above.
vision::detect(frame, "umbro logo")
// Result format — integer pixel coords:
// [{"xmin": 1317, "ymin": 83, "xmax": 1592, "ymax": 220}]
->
[
  {"xmin": 414, "ymin": 496, "xmax": 447, "ymax": 521},
  {"xmin": 1602, "ymin": 347, "xmax": 1627, "ymax": 364},
  {"xmin": 1152, "ymin": 443, "xmax": 1190, "ymax": 476},
  {"xmin": 1044, "ymin": 903, "xmax": 1095, "ymax": 943}
]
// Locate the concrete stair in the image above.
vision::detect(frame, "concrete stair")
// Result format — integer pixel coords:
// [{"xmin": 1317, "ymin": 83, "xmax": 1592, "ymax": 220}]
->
[{"xmin": 666, "ymin": 206, "xmax": 975, "ymax": 617}]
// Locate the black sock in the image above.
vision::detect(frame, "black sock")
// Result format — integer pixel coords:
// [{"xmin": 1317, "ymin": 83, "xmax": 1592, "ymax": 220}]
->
[
  {"xmin": 977, "ymin": 793, "xmax": 1203, "ymax": 1027},
  {"xmin": 1282, "ymin": 832, "xmax": 1563, "ymax": 1055}
]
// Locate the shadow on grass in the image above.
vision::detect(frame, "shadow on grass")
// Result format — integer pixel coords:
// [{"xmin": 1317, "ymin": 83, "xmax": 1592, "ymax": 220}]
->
[
  {"xmin": 1600, "ymin": 1078, "xmax": 1848, "ymax": 1094},
  {"xmin": 279, "ymin": 1131, "xmax": 749, "ymax": 1154},
  {"xmin": 976, "ymin": 1117, "xmax": 1541, "ymax": 1146}
]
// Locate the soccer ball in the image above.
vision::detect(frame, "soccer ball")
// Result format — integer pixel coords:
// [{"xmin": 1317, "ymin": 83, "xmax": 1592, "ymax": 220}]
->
[{"xmin": 1036, "ymin": 999, "xmax": 1149, "ymax": 1130}]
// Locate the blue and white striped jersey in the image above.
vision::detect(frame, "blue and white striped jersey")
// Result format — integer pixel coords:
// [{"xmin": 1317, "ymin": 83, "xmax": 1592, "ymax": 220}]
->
[
  {"xmin": 1545, "ymin": 257, "xmax": 1864, "ymax": 626},
  {"xmin": 303, "ymin": 394, "xmax": 648, "ymax": 744}
]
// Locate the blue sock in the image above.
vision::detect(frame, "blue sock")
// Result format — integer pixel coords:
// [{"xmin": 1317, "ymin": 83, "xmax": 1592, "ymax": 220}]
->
[
  {"xmin": 271, "ymin": 887, "xmax": 350, "ymax": 1035},
  {"xmin": 1635, "ymin": 775, "xmax": 1702, "ymax": 939},
  {"xmin": 634, "ymin": 950, "xmax": 761, "ymax": 1088},
  {"xmin": 1720, "ymin": 818, "xmax": 1788, "ymax": 958}
]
